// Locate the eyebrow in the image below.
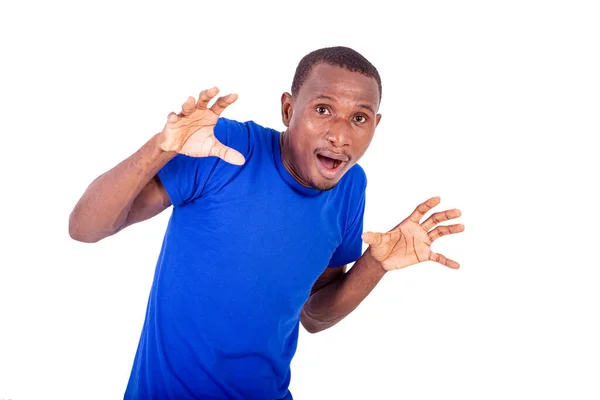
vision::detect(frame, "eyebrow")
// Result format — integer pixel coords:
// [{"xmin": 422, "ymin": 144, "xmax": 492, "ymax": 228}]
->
[{"xmin": 311, "ymin": 94, "xmax": 376, "ymax": 115}]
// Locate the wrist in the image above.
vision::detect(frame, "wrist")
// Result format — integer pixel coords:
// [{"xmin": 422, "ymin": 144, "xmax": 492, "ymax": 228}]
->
[
  {"xmin": 364, "ymin": 247, "xmax": 388, "ymax": 276},
  {"xmin": 153, "ymin": 132, "xmax": 178, "ymax": 158}
]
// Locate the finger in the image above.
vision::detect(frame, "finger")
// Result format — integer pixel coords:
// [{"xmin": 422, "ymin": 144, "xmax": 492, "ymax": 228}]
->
[
  {"xmin": 181, "ymin": 96, "xmax": 197, "ymax": 116},
  {"xmin": 428, "ymin": 224, "xmax": 465, "ymax": 242},
  {"xmin": 209, "ymin": 141, "xmax": 245, "ymax": 165},
  {"xmin": 197, "ymin": 87, "xmax": 220, "ymax": 109},
  {"xmin": 408, "ymin": 196, "xmax": 441, "ymax": 223},
  {"xmin": 422, "ymin": 209, "xmax": 461, "ymax": 231},
  {"xmin": 429, "ymin": 252, "xmax": 460, "ymax": 269},
  {"xmin": 362, "ymin": 231, "xmax": 384, "ymax": 246},
  {"xmin": 167, "ymin": 112, "xmax": 179, "ymax": 123},
  {"xmin": 210, "ymin": 93, "xmax": 238, "ymax": 116}
]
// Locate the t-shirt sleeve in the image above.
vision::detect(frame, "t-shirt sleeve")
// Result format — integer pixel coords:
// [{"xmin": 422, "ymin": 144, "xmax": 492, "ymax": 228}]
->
[
  {"xmin": 157, "ymin": 118, "xmax": 246, "ymax": 207},
  {"xmin": 327, "ymin": 169, "xmax": 367, "ymax": 267}
]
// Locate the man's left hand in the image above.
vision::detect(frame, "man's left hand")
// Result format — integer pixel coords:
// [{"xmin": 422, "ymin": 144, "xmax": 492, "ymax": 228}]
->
[{"xmin": 362, "ymin": 197, "xmax": 464, "ymax": 271}]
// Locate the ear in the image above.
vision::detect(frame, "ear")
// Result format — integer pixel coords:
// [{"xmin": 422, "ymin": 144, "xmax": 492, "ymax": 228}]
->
[
  {"xmin": 375, "ymin": 113, "xmax": 382, "ymax": 127},
  {"xmin": 281, "ymin": 92, "xmax": 293, "ymax": 127}
]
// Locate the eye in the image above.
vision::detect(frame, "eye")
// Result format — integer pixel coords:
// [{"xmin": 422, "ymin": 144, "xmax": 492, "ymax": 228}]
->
[
  {"xmin": 316, "ymin": 106, "xmax": 331, "ymax": 115},
  {"xmin": 354, "ymin": 115, "xmax": 368, "ymax": 123}
]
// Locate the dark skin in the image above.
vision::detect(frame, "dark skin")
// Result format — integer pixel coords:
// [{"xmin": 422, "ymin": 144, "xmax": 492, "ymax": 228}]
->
[
  {"xmin": 278, "ymin": 63, "xmax": 384, "ymax": 331},
  {"xmin": 69, "ymin": 64, "xmax": 463, "ymax": 335},
  {"xmin": 280, "ymin": 63, "xmax": 382, "ymax": 191},
  {"xmin": 283, "ymin": 64, "xmax": 463, "ymax": 332},
  {"xmin": 68, "ymin": 88, "xmax": 240, "ymax": 243}
]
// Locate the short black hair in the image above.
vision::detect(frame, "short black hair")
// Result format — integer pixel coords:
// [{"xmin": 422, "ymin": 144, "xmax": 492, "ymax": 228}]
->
[{"xmin": 291, "ymin": 46, "xmax": 382, "ymax": 101}]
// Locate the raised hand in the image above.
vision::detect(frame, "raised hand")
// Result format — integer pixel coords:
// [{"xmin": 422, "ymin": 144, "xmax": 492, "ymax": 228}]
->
[
  {"xmin": 157, "ymin": 87, "xmax": 245, "ymax": 165},
  {"xmin": 362, "ymin": 197, "xmax": 464, "ymax": 271}
]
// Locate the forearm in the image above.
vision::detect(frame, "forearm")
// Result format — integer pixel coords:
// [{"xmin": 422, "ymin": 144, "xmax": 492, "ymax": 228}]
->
[
  {"xmin": 301, "ymin": 248, "xmax": 386, "ymax": 333},
  {"xmin": 68, "ymin": 134, "xmax": 175, "ymax": 242}
]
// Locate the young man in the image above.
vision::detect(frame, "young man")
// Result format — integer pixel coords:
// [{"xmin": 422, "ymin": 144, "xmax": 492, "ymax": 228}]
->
[{"xmin": 69, "ymin": 46, "xmax": 464, "ymax": 400}]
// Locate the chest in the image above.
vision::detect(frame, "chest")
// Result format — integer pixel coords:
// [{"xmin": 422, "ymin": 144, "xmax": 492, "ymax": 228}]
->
[{"xmin": 171, "ymin": 177, "xmax": 346, "ymax": 307}]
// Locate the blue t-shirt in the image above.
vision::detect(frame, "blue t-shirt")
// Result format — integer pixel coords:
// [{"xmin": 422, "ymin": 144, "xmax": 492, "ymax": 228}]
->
[{"xmin": 125, "ymin": 118, "xmax": 367, "ymax": 399}]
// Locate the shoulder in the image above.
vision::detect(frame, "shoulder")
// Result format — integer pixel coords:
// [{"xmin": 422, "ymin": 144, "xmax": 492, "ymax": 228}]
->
[
  {"xmin": 328, "ymin": 163, "xmax": 368, "ymax": 237},
  {"xmin": 326, "ymin": 163, "xmax": 368, "ymax": 222},
  {"xmin": 215, "ymin": 118, "xmax": 275, "ymax": 138},
  {"xmin": 345, "ymin": 163, "xmax": 367, "ymax": 184},
  {"xmin": 338, "ymin": 163, "xmax": 368, "ymax": 195},
  {"xmin": 214, "ymin": 118, "xmax": 276, "ymax": 155}
]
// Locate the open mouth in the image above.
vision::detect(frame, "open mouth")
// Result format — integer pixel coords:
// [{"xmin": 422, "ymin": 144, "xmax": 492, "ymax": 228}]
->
[
  {"xmin": 317, "ymin": 154, "xmax": 342, "ymax": 170},
  {"xmin": 316, "ymin": 153, "xmax": 347, "ymax": 178}
]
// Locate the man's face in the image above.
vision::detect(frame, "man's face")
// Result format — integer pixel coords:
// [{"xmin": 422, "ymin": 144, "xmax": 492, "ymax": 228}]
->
[{"xmin": 281, "ymin": 63, "xmax": 382, "ymax": 191}]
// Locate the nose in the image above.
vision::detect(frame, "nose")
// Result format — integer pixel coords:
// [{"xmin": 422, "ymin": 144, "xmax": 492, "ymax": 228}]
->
[{"xmin": 324, "ymin": 118, "xmax": 352, "ymax": 147}]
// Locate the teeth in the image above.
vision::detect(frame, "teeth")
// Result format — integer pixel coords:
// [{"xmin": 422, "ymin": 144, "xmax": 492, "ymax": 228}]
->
[{"xmin": 317, "ymin": 154, "xmax": 343, "ymax": 172}]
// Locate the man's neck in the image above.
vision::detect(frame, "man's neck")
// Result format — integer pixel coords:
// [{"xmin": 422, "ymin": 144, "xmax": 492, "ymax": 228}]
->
[{"xmin": 279, "ymin": 131, "xmax": 313, "ymax": 189}]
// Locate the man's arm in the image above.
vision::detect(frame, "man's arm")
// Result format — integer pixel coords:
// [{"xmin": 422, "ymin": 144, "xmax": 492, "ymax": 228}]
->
[
  {"xmin": 68, "ymin": 88, "xmax": 244, "ymax": 243},
  {"xmin": 300, "ymin": 197, "xmax": 465, "ymax": 334},
  {"xmin": 68, "ymin": 134, "xmax": 175, "ymax": 243},
  {"xmin": 300, "ymin": 249, "xmax": 386, "ymax": 334}
]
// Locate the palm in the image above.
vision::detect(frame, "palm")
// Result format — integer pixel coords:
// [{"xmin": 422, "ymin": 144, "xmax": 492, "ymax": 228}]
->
[
  {"xmin": 158, "ymin": 87, "xmax": 245, "ymax": 165},
  {"xmin": 369, "ymin": 220, "xmax": 432, "ymax": 270},
  {"xmin": 363, "ymin": 197, "xmax": 464, "ymax": 270},
  {"xmin": 165, "ymin": 111, "xmax": 219, "ymax": 156}
]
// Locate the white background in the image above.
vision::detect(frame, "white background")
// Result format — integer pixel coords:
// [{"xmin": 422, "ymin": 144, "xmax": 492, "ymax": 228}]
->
[{"xmin": 1, "ymin": 0, "xmax": 599, "ymax": 399}]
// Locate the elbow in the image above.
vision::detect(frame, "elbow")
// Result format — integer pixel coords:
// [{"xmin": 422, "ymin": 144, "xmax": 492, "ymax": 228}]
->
[
  {"xmin": 69, "ymin": 231, "xmax": 100, "ymax": 243},
  {"xmin": 68, "ymin": 213, "xmax": 102, "ymax": 243},
  {"xmin": 68, "ymin": 225, "xmax": 100, "ymax": 243},
  {"xmin": 300, "ymin": 309, "xmax": 326, "ymax": 334},
  {"xmin": 301, "ymin": 319, "xmax": 321, "ymax": 334}
]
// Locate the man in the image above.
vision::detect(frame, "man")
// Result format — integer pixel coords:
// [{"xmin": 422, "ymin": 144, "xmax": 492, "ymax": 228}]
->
[{"xmin": 69, "ymin": 46, "xmax": 464, "ymax": 399}]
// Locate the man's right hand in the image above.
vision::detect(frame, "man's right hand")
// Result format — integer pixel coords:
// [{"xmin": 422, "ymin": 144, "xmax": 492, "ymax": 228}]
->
[{"xmin": 157, "ymin": 87, "xmax": 245, "ymax": 165}]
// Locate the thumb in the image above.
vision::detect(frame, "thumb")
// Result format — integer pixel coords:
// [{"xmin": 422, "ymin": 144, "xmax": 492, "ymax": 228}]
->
[
  {"xmin": 210, "ymin": 140, "xmax": 246, "ymax": 166},
  {"xmin": 167, "ymin": 112, "xmax": 178, "ymax": 123},
  {"xmin": 362, "ymin": 231, "xmax": 383, "ymax": 246}
]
